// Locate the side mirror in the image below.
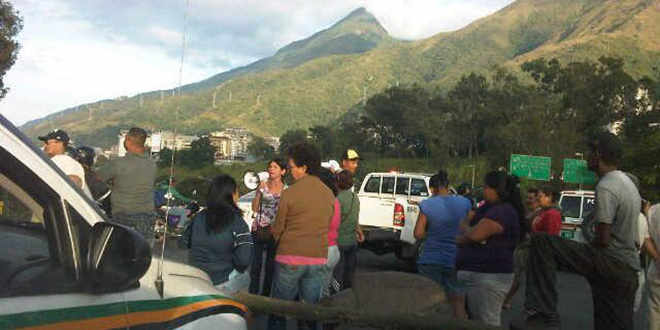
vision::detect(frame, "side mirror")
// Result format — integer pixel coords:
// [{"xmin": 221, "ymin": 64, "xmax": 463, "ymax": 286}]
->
[{"xmin": 86, "ymin": 222, "xmax": 151, "ymax": 293}]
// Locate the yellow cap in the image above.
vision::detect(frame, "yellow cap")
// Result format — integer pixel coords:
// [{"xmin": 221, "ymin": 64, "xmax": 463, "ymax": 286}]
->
[{"xmin": 346, "ymin": 149, "xmax": 359, "ymax": 160}]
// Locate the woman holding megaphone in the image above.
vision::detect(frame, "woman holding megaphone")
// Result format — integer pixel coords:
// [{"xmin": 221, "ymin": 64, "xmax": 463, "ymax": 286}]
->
[{"xmin": 249, "ymin": 158, "xmax": 288, "ymax": 297}]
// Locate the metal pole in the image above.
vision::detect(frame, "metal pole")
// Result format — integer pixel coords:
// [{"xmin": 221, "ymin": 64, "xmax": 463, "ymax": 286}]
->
[{"xmin": 471, "ymin": 165, "xmax": 475, "ymax": 190}]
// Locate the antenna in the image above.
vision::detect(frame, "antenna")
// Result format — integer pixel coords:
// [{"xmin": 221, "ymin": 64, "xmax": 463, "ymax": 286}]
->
[{"xmin": 155, "ymin": 0, "xmax": 190, "ymax": 299}]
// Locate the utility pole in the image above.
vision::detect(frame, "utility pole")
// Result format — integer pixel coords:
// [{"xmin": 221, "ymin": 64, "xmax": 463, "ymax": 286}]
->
[
  {"xmin": 575, "ymin": 152, "xmax": 584, "ymax": 191},
  {"xmin": 228, "ymin": 90, "xmax": 232, "ymax": 103}
]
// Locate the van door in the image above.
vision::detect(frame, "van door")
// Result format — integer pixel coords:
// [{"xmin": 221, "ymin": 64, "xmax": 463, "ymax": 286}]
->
[{"xmin": 0, "ymin": 146, "xmax": 127, "ymax": 329}]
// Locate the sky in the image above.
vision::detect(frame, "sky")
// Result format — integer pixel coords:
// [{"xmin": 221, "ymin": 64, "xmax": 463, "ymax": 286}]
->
[{"xmin": 0, "ymin": 0, "xmax": 514, "ymax": 126}]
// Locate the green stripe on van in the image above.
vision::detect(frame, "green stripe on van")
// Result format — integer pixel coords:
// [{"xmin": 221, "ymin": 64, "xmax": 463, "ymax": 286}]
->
[{"xmin": 0, "ymin": 294, "xmax": 230, "ymax": 329}]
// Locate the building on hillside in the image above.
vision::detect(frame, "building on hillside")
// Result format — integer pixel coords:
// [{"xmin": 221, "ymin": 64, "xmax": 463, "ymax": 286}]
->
[
  {"xmin": 116, "ymin": 130, "xmax": 198, "ymax": 157},
  {"xmin": 209, "ymin": 128, "xmax": 252, "ymax": 161},
  {"xmin": 264, "ymin": 136, "xmax": 280, "ymax": 152}
]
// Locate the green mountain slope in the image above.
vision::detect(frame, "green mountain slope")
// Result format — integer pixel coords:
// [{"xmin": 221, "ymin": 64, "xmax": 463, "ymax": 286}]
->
[{"xmin": 21, "ymin": 0, "xmax": 660, "ymax": 148}]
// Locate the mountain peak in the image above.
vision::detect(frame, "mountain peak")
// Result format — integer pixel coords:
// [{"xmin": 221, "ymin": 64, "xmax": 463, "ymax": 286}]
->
[{"xmin": 333, "ymin": 7, "xmax": 387, "ymax": 35}]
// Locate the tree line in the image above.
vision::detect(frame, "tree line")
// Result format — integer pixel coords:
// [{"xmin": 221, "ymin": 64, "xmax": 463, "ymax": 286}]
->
[{"xmin": 261, "ymin": 57, "xmax": 659, "ymax": 199}]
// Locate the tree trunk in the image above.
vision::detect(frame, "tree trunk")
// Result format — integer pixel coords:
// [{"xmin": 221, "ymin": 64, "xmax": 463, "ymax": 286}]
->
[{"xmin": 233, "ymin": 292, "xmax": 503, "ymax": 329}]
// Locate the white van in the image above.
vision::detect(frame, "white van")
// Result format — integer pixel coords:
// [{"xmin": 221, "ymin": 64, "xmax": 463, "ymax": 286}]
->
[
  {"xmin": 0, "ymin": 115, "xmax": 247, "ymax": 329},
  {"xmin": 558, "ymin": 190, "xmax": 595, "ymax": 242}
]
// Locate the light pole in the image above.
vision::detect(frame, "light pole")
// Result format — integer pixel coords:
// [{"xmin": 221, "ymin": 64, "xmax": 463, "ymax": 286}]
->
[
  {"xmin": 467, "ymin": 164, "xmax": 476, "ymax": 190},
  {"xmin": 575, "ymin": 152, "xmax": 584, "ymax": 191}
]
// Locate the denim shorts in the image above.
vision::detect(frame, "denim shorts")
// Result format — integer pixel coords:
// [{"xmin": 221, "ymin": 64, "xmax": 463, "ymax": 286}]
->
[{"xmin": 417, "ymin": 263, "xmax": 464, "ymax": 295}]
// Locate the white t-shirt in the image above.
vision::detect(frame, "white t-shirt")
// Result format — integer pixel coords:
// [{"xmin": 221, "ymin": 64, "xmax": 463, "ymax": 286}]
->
[{"xmin": 51, "ymin": 154, "xmax": 92, "ymax": 198}]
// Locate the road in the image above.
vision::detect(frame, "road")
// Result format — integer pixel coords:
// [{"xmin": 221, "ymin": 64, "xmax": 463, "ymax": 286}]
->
[{"xmin": 162, "ymin": 241, "xmax": 648, "ymax": 329}]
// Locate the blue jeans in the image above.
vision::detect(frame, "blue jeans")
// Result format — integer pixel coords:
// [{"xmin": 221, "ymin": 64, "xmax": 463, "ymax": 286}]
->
[
  {"xmin": 418, "ymin": 263, "xmax": 464, "ymax": 295},
  {"xmin": 268, "ymin": 262, "xmax": 326, "ymax": 330}
]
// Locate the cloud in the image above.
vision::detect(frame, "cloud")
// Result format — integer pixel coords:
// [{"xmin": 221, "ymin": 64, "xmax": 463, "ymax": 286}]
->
[{"xmin": 0, "ymin": 0, "xmax": 514, "ymax": 126}]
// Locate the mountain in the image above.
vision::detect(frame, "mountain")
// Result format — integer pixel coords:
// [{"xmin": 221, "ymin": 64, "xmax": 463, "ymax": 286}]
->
[
  {"xmin": 21, "ymin": 0, "xmax": 660, "ymax": 148},
  {"xmin": 149, "ymin": 7, "xmax": 392, "ymax": 94}
]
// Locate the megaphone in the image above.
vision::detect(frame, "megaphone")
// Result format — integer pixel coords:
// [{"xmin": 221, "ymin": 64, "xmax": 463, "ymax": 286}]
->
[{"xmin": 243, "ymin": 171, "xmax": 269, "ymax": 190}]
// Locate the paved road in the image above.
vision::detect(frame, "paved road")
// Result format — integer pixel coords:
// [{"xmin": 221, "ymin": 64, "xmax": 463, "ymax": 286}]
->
[{"xmin": 162, "ymin": 241, "xmax": 648, "ymax": 329}]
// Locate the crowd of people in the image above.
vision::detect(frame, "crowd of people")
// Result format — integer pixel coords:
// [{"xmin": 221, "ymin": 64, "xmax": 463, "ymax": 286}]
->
[{"xmin": 38, "ymin": 126, "xmax": 660, "ymax": 330}]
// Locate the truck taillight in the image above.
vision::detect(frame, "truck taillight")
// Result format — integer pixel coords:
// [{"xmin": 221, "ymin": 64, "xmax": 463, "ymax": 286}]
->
[{"xmin": 393, "ymin": 203, "xmax": 405, "ymax": 227}]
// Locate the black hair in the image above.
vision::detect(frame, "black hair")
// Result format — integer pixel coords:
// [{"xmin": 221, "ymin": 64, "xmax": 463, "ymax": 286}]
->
[
  {"xmin": 484, "ymin": 171, "xmax": 527, "ymax": 241},
  {"xmin": 429, "ymin": 170, "xmax": 449, "ymax": 190},
  {"xmin": 538, "ymin": 185, "xmax": 559, "ymax": 203},
  {"xmin": 588, "ymin": 131, "xmax": 623, "ymax": 166},
  {"xmin": 457, "ymin": 183, "xmax": 471, "ymax": 196},
  {"xmin": 269, "ymin": 158, "xmax": 287, "ymax": 173},
  {"xmin": 527, "ymin": 188, "xmax": 539, "ymax": 195},
  {"xmin": 336, "ymin": 170, "xmax": 354, "ymax": 191},
  {"xmin": 287, "ymin": 142, "xmax": 321, "ymax": 175},
  {"xmin": 317, "ymin": 167, "xmax": 338, "ymax": 196},
  {"xmin": 127, "ymin": 127, "xmax": 147, "ymax": 146},
  {"xmin": 205, "ymin": 174, "xmax": 241, "ymax": 233}
]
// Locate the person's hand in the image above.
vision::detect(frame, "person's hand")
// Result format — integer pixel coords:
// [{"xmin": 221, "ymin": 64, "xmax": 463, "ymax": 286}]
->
[
  {"xmin": 258, "ymin": 181, "xmax": 267, "ymax": 192},
  {"xmin": 356, "ymin": 229, "xmax": 365, "ymax": 243}
]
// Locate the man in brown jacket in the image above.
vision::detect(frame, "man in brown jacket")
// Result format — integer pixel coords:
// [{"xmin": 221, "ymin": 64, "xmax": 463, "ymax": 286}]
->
[{"xmin": 269, "ymin": 142, "xmax": 335, "ymax": 330}]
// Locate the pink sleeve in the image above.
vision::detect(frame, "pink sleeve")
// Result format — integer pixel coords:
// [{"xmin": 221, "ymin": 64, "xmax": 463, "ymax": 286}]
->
[{"xmin": 328, "ymin": 199, "xmax": 341, "ymax": 246}]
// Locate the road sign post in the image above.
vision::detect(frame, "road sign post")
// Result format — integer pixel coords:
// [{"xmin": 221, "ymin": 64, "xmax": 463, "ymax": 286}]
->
[{"xmin": 509, "ymin": 154, "xmax": 552, "ymax": 181}]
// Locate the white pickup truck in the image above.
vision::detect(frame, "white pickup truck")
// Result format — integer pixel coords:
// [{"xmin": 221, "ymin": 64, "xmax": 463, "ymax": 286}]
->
[{"xmin": 357, "ymin": 172, "xmax": 433, "ymax": 261}]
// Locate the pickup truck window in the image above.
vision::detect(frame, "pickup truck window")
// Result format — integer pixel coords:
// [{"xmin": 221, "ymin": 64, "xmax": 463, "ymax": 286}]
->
[
  {"xmin": 382, "ymin": 177, "xmax": 395, "ymax": 194},
  {"xmin": 410, "ymin": 179, "xmax": 429, "ymax": 196},
  {"xmin": 363, "ymin": 176, "xmax": 381, "ymax": 193},
  {"xmin": 395, "ymin": 178, "xmax": 410, "ymax": 195}
]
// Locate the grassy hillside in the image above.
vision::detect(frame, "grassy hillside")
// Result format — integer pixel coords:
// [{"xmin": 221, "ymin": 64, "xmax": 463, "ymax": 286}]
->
[{"xmin": 21, "ymin": 0, "xmax": 660, "ymax": 148}]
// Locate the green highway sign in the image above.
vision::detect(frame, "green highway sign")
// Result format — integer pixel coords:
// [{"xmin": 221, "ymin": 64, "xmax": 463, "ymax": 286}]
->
[
  {"xmin": 509, "ymin": 154, "xmax": 551, "ymax": 181},
  {"xmin": 562, "ymin": 159, "xmax": 597, "ymax": 185}
]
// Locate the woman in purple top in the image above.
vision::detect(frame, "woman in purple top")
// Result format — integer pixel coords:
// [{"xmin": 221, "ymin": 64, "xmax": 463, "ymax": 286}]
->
[{"xmin": 455, "ymin": 171, "xmax": 526, "ymax": 327}]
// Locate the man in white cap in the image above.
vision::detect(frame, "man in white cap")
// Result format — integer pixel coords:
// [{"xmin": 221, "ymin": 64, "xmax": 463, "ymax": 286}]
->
[{"xmin": 39, "ymin": 129, "xmax": 91, "ymax": 197}]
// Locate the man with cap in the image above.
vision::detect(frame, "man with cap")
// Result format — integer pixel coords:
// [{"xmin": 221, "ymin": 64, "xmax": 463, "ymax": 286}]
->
[
  {"xmin": 340, "ymin": 149, "xmax": 360, "ymax": 175},
  {"xmin": 39, "ymin": 129, "xmax": 92, "ymax": 197},
  {"xmin": 97, "ymin": 127, "xmax": 157, "ymax": 239}
]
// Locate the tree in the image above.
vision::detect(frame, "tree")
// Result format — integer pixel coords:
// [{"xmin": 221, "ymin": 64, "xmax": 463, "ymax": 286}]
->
[
  {"xmin": 157, "ymin": 148, "xmax": 175, "ymax": 168},
  {"xmin": 308, "ymin": 125, "xmax": 334, "ymax": 159},
  {"xmin": 278, "ymin": 129, "xmax": 308, "ymax": 154},
  {"xmin": 0, "ymin": 0, "xmax": 22, "ymax": 99},
  {"xmin": 248, "ymin": 136, "xmax": 275, "ymax": 161},
  {"xmin": 179, "ymin": 137, "xmax": 215, "ymax": 169}
]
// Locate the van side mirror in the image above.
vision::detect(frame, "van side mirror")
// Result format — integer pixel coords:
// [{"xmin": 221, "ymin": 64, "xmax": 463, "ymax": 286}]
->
[{"xmin": 86, "ymin": 222, "xmax": 151, "ymax": 293}]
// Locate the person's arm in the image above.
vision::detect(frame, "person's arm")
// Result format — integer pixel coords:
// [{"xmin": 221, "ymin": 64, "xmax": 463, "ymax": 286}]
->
[
  {"xmin": 270, "ymin": 191, "xmax": 288, "ymax": 242},
  {"xmin": 95, "ymin": 159, "xmax": 115, "ymax": 183},
  {"xmin": 232, "ymin": 216, "xmax": 253, "ymax": 273},
  {"xmin": 457, "ymin": 218, "xmax": 504, "ymax": 245},
  {"xmin": 459, "ymin": 210, "xmax": 476, "ymax": 233},
  {"xmin": 644, "ymin": 237, "xmax": 660, "ymax": 261},
  {"xmin": 593, "ymin": 188, "xmax": 617, "ymax": 248},
  {"xmin": 355, "ymin": 196, "xmax": 364, "ymax": 242},
  {"xmin": 251, "ymin": 182, "xmax": 266, "ymax": 212},
  {"xmin": 594, "ymin": 223, "xmax": 612, "ymax": 248},
  {"xmin": 414, "ymin": 212, "xmax": 428, "ymax": 240}
]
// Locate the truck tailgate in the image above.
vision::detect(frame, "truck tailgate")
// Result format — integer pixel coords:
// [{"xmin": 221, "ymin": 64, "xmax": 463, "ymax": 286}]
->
[{"xmin": 358, "ymin": 194, "xmax": 396, "ymax": 229}]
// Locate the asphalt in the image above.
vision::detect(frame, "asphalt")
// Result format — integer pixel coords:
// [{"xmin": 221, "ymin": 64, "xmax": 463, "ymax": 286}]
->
[{"xmin": 161, "ymin": 241, "xmax": 649, "ymax": 330}]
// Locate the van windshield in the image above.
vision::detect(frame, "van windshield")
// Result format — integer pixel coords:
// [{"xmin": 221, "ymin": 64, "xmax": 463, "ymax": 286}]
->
[{"xmin": 560, "ymin": 196, "xmax": 582, "ymax": 219}]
